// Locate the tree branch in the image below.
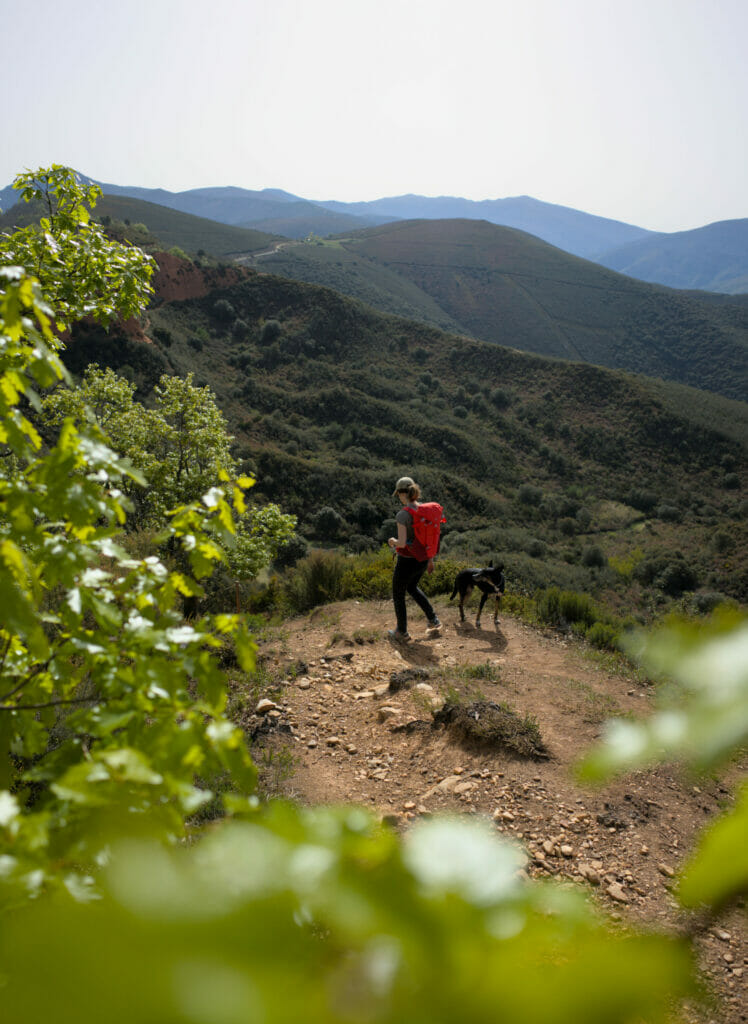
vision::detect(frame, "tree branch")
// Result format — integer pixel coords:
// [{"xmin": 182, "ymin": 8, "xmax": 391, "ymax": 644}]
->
[{"xmin": 0, "ymin": 696, "xmax": 103, "ymax": 711}]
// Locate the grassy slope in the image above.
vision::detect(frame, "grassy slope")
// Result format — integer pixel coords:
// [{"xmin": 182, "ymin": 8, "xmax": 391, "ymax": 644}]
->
[
  {"xmin": 0, "ymin": 194, "xmax": 283, "ymax": 258},
  {"xmin": 255, "ymin": 219, "xmax": 748, "ymax": 401},
  {"xmin": 67, "ymin": 263, "xmax": 748, "ymax": 612}
]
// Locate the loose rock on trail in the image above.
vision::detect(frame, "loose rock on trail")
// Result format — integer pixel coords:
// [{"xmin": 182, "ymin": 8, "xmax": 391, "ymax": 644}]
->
[{"xmin": 238, "ymin": 597, "xmax": 746, "ymax": 1023}]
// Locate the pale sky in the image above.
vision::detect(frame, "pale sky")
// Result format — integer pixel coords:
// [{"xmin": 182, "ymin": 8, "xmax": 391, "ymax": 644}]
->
[{"xmin": 3, "ymin": 0, "xmax": 746, "ymax": 232}]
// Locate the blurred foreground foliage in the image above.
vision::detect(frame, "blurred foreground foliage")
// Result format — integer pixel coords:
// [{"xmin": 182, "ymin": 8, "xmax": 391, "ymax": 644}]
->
[{"xmin": 0, "ymin": 167, "xmax": 744, "ymax": 1023}]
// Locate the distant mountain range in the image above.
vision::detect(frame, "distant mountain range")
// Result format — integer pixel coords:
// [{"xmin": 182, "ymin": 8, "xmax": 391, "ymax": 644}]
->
[
  {"xmin": 597, "ymin": 219, "xmax": 748, "ymax": 294},
  {"xmin": 2, "ymin": 173, "xmax": 745, "ymax": 294}
]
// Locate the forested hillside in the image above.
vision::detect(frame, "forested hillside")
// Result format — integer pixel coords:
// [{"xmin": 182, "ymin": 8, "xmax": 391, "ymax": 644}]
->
[
  {"xmin": 251, "ymin": 219, "xmax": 748, "ymax": 401},
  {"xmin": 0, "ymin": 193, "xmax": 283, "ymax": 259},
  {"xmin": 67, "ymin": 254, "xmax": 748, "ymax": 611}
]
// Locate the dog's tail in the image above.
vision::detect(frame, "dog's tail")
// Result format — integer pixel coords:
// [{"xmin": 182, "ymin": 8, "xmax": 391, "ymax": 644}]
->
[{"xmin": 449, "ymin": 583, "xmax": 458, "ymax": 600}]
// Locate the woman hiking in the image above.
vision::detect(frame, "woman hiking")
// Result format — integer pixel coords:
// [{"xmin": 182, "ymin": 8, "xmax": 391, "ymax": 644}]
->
[{"xmin": 387, "ymin": 476, "xmax": 441, "ymax": 641}]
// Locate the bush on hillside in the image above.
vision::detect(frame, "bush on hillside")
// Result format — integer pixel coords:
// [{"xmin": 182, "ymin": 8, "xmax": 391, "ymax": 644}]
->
[
  {"xmin": 626, "ymin": 488, "xmax": 658, "ymax": 513},
  {"xmin": 535, "ymin": 587, "xmax": 622, "ymax": 650},
  {"xmin": 536, "ymin": 587, "xmax": 598, "ymax": 630},
  {"xmin": 214, "ymin": 298, "xmax": 235, "ymax": 323},
  {"xmin": 518, "ymin": 484, "xmax": 543, "ymax": 507},
  {"xmin": 581, "ymin": 546, "xmax": 607, "ymax": 568},
  {"xmin": 273, "ymin": 534, "xmax": 309, "ymax": 570},
  {"xmin": 656, "ymin": 504, "xmax": 682, "ymax": 523},
  {"xmin": 347, "ymin": 534, "xmax": 377, "ymax": 554},
  {"xmin": 260, "ymin": 319, "xmax": 282, "ymax": 343},
  {"xmin": 634, "ymin": 555, "xmax": 699, "ymax": 596},
  {"xmin": 314, "ymin": 505, "xmax": 346, "ymax": 539},
  {"xmin": 585, "ymin": 621, "xmax": 620, "ymax": 650},
  {"xmin": 283, "ymin": 550, "xmax": 347, "ymax": 612}
]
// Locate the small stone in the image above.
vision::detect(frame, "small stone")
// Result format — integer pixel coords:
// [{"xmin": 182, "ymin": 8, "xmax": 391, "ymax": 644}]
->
[
  {"xmin": 378, "ymin": 706, "xmax": 401, "ymax": 722},
  {"xmin": 255, "ymin": 699, "xmax": 279, "ymax": 714},
  {"xmin": 353, "ymin": 690, "xmax": 375, "ymax": 700},
  {"xmin": 453, "ymin": 766, "xmax": 464, "ymax": 775},
  {"xmin": 606, "ymin": 882, "xmax": 630, "ymax": 903},
  {"xmin": 560, "ymin": 844, "xmax": 574, "ymax": 858},
  {"xmin": 579, "ymin": 864, "xmax": 601, "ymax": 886},
  {"xmin": 500, "ymin": 810, "xmax": 515, "ymax": 823},
  {"xmin": 454, "ymin": 780, "xmax": 477, "ymax": 795},
  {"xmin": 542, "ymin": 840, "xmax": 555, "ymax": 856},
  {"xmin": 326, "ymin": 736, "xmax": 341, "ymax": 747},
  {"xmin": 307, "ymin": 740, "xmax": 317, "ymax": 749},
  {"xmin": 714, "ymin": 929, "xmax": 731, "ymax": 942},
  {"xmin": 657, "ymin": 863, "xmax": 675, "ymax": 878},
  {"xmin": 404, "ymin": 801, "xmax": 416, "ymax": 810},
  {"xmin": 268, "ymin": 709, "xmax": 282, "ymax": 719},
  {"xmin": 345, "ymin": 744, "xmax": 358, "ymax": 754},
  {"xmin": 640, "ymin": 845, "xmax": 649, "ymax": 856},
  {"xmin": 436, "ymin": 775, "xmax": 462, "ymax": 793},
  {"xmin": 414, "ymin": 683, "xmax": 435, "ymax": 694}
]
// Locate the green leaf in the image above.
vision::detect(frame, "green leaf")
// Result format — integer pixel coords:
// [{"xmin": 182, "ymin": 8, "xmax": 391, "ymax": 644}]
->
[{"xmin": 677, "ymin": 783, "xmax": 748, "ymax": 910}]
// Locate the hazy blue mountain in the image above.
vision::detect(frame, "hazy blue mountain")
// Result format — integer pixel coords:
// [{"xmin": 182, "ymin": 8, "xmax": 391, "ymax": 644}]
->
[
  {"xmin": 317, "ymin": 194, "xmax": 653, "ymax": 258},
  {"xmin": 3, "ymin": 171, "xmax": 745, "ymax": 293},
  {"xmin": 0, "ymin": 182, "xmax": 17, "ymax": 213},
  {"xmin": 96, "ymin": 181, "xmax": 314, "ymax": 226},
  {"xmin": 596, "ymin": 219, "xmax": 748, "ymax": 294}
]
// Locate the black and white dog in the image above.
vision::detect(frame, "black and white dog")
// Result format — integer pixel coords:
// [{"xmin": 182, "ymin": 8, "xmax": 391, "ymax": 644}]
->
[{"xmin": 450, "ymin": 561, "xmax": 505, "ymax": 627}]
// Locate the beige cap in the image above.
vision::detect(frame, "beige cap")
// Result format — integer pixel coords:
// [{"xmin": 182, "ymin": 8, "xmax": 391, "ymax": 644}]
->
[{"xmin": 393, "ymin": 476, "xmax": 415, "ymax": 496}]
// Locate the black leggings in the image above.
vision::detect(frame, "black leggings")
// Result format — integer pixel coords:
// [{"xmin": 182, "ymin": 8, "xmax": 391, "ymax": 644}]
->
[{"xmin": 392, "ymin": 556, "xmax": 435, "ymax": 633}]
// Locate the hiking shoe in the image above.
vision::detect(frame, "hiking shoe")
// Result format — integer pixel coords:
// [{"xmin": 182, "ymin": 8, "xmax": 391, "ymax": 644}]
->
[
  {"xmin": 427, "ymin": 616, "xmax": 441, "ymax": 629},
  {"xmin": 387, "ymin": 629, "xmax": 411, "ymax": 642}
]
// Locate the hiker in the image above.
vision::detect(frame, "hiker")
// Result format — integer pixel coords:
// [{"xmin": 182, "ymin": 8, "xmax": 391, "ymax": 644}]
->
[{"xmin": 387, "ymin": 476, "xmax": 442, "ymax": 641}]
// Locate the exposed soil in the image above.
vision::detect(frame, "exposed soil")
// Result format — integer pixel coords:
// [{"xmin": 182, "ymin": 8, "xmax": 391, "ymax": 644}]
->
[
  {"xmin": 151, "ymin": 251, "xmax": 248, "ymax": 304},
  {"xmin": 244, "ymin": 597, "xmax": 746, "ymax": 1024}
]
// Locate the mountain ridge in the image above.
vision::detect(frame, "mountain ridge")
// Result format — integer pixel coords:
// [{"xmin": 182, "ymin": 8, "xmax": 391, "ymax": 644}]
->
[
  {"xmin": 597, "ymin": 218, "xmax": 748, "ymax": 294},
  {"xmin": 251, "ymin": 218, "xmax": 748, "ymax": 401},
  {"xmin": 3, "ymin": 173, "xmax": 745, "ymax": 293}
]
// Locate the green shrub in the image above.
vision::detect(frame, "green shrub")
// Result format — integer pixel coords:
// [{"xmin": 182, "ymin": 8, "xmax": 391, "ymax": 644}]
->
[
  {"xmin": 581, "ymin": 546, "xmax": 607, "ymax": 568},
  {"xmin": 536, "ymin": 588, "xmax": 597, "ymax": 629},
  {"xmin": 518, "ymin": 484, "xmax": 543, "ymax": 506},
  {"xmin": 283, "ymin": 550, "xmax": 348, "ymax": 611},
  {"xmin": 691, "ymin": 592, "xmax": 732, "ymax": 614},
  {"xmin": 586, "ymin": 621, "xmax": 620, "ymax": 650},
  {"xmin": 260, "ymin": 319, "xmax": 282, "ymax": 343},
  {"xmin": 341, "ymin": 548, "xmax": 392, "ymax": 600},
  {"xmin": 420, "ymin": 557, "xmax": 464, "ymax": 596},
  {"xmin": 273, "ymin": 534, "xmax": 309, "ymax": 570},
  {"xmin": 656, "ymin": 504, "xmax": 682, "ymax": 522},
  {"xmin": 214, "ymin": 298, "xmax": 235, "ymax": 323},
  {"xmin": 626, "ymin": 488, "xmax": 658, "ymax": 513}
]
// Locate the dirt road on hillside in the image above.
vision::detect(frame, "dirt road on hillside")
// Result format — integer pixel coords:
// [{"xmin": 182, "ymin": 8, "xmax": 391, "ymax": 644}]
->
[{"xmin": 239, "ymin": 598, "xmax": 746, "ymax": 1024}]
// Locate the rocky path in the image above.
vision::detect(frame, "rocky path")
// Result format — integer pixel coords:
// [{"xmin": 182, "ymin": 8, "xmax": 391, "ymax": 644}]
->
[{"xmin": 241, "ymin": 597, "xmax": 746, "ymax": 1023}]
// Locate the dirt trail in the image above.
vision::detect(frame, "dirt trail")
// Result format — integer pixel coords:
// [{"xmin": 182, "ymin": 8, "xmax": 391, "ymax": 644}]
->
[{"xmin": 246, "ymin": 596, "xmax": 746, "ymax": 1023}]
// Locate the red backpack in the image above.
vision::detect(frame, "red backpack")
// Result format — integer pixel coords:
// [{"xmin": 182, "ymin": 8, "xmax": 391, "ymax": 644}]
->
[{"xmin": 396, "ymin": 502, "xmax": 445, "ymax": 561}]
